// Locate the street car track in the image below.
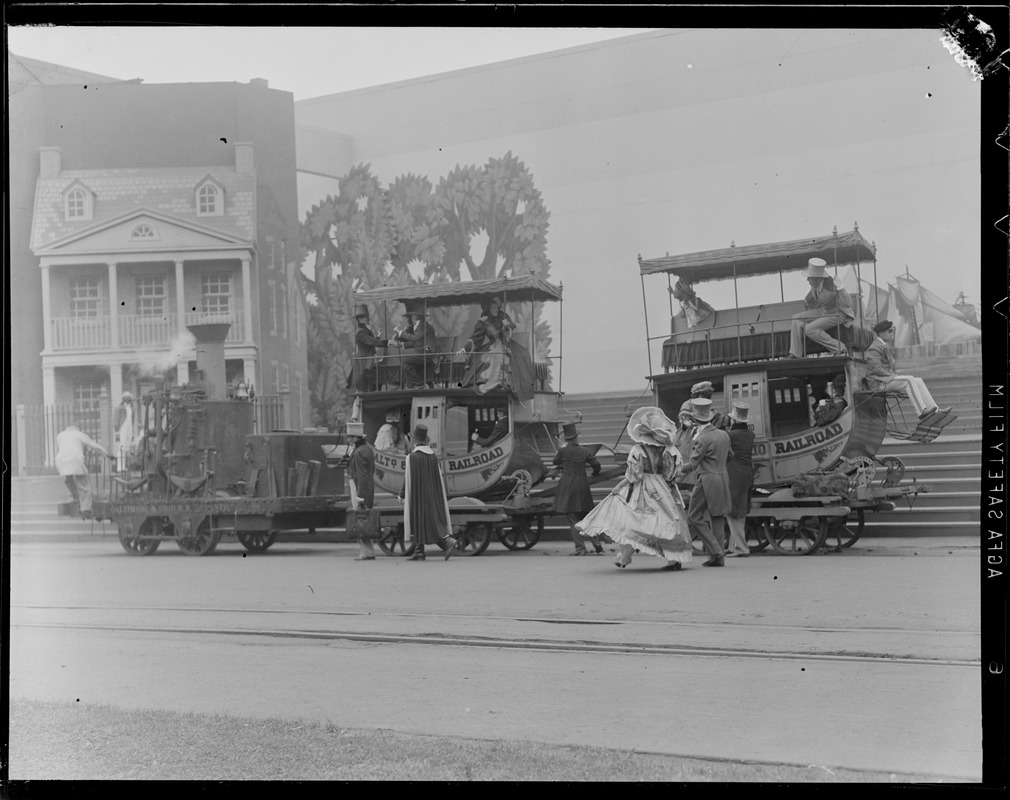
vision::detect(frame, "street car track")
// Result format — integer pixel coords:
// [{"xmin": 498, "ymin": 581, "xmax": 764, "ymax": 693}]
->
[{"xmin": 11, "ymin": 604, "xmax": 978, "ymax": 668}]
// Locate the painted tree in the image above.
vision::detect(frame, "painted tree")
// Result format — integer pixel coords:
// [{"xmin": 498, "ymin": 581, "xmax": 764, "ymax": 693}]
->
[{"xmin": 298, "ymin": 164, "xmax": 398, "ymax": 426}]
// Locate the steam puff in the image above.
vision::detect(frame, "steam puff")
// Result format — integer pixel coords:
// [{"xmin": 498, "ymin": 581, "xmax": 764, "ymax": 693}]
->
[{"xmin": 136, "ymin": 331, "xmax": 196, "ymax": 377}]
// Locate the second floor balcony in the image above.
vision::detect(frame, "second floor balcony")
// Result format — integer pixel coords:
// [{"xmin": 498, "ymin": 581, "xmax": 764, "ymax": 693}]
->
[{"xmin": 50, "ymin": 312, "xmax": 245, "ymax": 352}]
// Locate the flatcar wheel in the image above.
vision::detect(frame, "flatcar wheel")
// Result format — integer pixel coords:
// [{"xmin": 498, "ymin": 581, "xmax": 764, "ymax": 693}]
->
[
  {"xmin": 745, "ymin": 519, "xmax": 770, "ymax": 553},
  {"xmin": 377, "ymin": 525, "xmax": 415, "ymax": 557},
  {"xmin": 177, "ymin": 518, "xmax": 221, "ymax": 556},
  {"xmin": 450, "ymin": 522, "xmax": 492, "ymax": 557},
  {"xmin": 237, "ymin": 531, "xmax": 277, "ymax": 553},
  {"xmin": 497, "ymin": 517, "xmax": 543, "ymax": 550},
  {"xmin": 119, "ymin": 517, "xmax": 164, "ymax": 556},
  {"xmin": 764, "ymin": 517, "xmax": 828, "ymax": 556},
  {"xmin": 825, "ymin": 509, "xmax": 864, "ymax": 551}
]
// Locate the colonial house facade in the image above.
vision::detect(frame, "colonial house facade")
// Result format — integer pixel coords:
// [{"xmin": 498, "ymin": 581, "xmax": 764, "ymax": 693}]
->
[{"xmin": 30, "ymin": 143, "xmax": 262, "ymax": 407}]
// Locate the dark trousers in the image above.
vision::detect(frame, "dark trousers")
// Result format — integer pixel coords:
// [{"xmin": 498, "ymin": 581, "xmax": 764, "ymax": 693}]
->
[
  {"xmin": 402, "ymin": 354, "xmax": 434, "ymax": 387},
  {"xmin": 687, "ymin": 484, "xmax": 725, "ymax": 557},
  {"xmin": 567, "ymin": 511, "xmax": 594, "ymax": 553}
]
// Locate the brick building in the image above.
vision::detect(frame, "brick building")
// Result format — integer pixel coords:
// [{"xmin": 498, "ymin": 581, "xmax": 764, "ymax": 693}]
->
[{"xmin": 9, "ymin": 55, "xmax": 308, "ymax": 430}]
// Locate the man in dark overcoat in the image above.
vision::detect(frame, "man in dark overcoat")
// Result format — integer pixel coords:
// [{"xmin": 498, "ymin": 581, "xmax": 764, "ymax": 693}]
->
[
  {"xmin": 345, "ymin": 421, "xmax": 377, "ymax": 561},
  {"xmin": 400, "ymin": 423, "xmax": 458, "ymax": 561},
  {"xmin": 394, "ymin": 305, "xmax": 438, "ymax": 389},
  {"xmin": 724, "ymin": 402, "xmax": 755, "ymax": 557},
  {"xmin": 347, "ymin": 304, "xmax": 387, "ymax": 392},
  {"xmin": 679, "ymin": 398, "xmax": 732, "ymax": 567},
  {"xmin": 552, "ymin": 422, "xmax": 603, "ymax": 555}
]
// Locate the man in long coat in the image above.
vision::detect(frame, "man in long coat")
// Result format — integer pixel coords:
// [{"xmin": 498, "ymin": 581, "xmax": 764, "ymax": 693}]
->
[
  {"xmin": 724, "ymin": 402, "xmax": 755, "ymax": 557},
  {"xmin": 679, "ymin": 398, "xmax": 732, "ymax": 566},
  {"xmin": 347, "ymin": 304, "xmax": 387, "ymax": 392},
  {"xmin": 345, "ymin": 421, "xmax": 377, "ymax": 561},
  {"xmin": 400, "ymin": 423, "xmax": 458, "ymax": 561},
  {"xmin": 552, "ymin": 423, "xmax": 603, "ymax": 555},
  {"xmin": 394, "ymin": 306, "xmax": 438, "ymax": 389}
]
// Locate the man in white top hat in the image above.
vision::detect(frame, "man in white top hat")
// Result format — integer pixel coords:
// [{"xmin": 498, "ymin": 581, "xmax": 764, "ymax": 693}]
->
[{"xmin": 788, "ymin": 257, "xmax": 854, "ymax": 358}]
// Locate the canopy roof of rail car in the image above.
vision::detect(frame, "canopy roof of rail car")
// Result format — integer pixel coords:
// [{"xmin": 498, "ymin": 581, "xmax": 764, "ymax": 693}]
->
[
  {"xmin": 355, "ymin": 274, "xmax": 563, "ymax": 308},
  {"xmin": 637, "ymin": 228, "xmax": 876, "ymax": 284}
]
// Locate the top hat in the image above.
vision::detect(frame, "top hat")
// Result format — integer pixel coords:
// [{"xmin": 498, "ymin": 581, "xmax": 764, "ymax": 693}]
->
[
  {"xmin": 873, "ymin": 319, "xmax": 894, "ymax": 334},
  {"xmin": 411, "ymin": 423, "xmax": 430, "ymax": 444},
  {"xmin": 628, "ymin": 406, "xmax": 676, "ymax": 447},
  {"xmin": 561, "ymin": 422, "xmax": 580, "ymax": 440},
  {"xmin": 689, "ymin": 397, "xmax": 715, "ymax": 423},
  {"xmin": 802, "ymin": 257, "xmax": 829, "ymax": 279},
  {"xmin": 345, "ymin": 421, "xmax": 365, "ymax": 438},
  {"xmin": 728, "ymin": 401, "xmax": 750, "ymax": 423},
  {"xmin": 404, "ymin": 303, "xmax": 426, "ymax": 317},
  {"xmin": 353, "ymin": 304, "xmax": 369, "ymax": 319},
  {"xmin": 385, "ymin": 410, "xmax": 401, "ymax": 424},
  {"xmin": 690, "ymin": 381, "xmax": 714, "ymax": 396}
]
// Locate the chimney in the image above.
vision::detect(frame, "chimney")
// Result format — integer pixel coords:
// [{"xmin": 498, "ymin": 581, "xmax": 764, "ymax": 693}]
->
[
  {"xmin": 187, "ymin": 323, "xmax": 231, "ymax": 400},
  {"xmin": 40, "ymin": 147, "xmax": 62, "ymax": 178},
  {"xmin": 249, "ymin": 78, "xmax": 269, "ymax": 88},
  {"xmin": 235, "ymin": 141, "xmax": 254, "ymax": 174}
]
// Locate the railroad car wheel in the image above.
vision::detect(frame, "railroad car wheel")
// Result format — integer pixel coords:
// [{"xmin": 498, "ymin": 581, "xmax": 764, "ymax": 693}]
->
[
  {"xmin": 745, "ymin": 519, "xmax": 770, "ymax": 553},
  {"xmin": 177, "ymin": 519, "xmax": 221, "ymax": 556},
  {"xmin": 449, "ymin": 522, "xmax": 492, "ymax": 556},
  {"xmin": 237, "ymin": 531, "xmax": 277, "ymax": 553},
  {"xmin": 824, "ymin": 509, "xmax": 863, "ymax": 551},
  {"xmin": 119, "ymin": 517, "xmax": 164, "ymax": 556},
  {"xmin": 763, "ymin": 516, "xmax": 828, "ymax": 556},
  {"xmin": 377, "ymin": 525, "xmax": 415, "ymax": 556},
  {"xmin": 497, "ymin": 517, "xmax": 543, "ymax": 550}
]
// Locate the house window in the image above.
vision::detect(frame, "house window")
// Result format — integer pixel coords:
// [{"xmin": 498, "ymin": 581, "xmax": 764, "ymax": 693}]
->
[
  {"xmin": 69, "ymin": 277, "xmax": 100, "ymax": 318},
  {"xmin": 131, "ymin": 224, "xmax": 157, "ymax": 239},
  {"xmin": 66, "ymin": 187, "xmax": 89, "ymax": 220},
  {"xmin": 136, "ymin": 276, "xmax": 167, "ymax": 317},
  {"xmin": 277, "ymin": 284, "xmax": 287, "ymax": 338},
  {"xmin": 74, "ymin": 377, "xmax": 105, "ymax": 440},
  {"xmin": 267, "ymin": 281, "xmax": 277, "ymax": 334},
  {"xmin": 197, "ymin": 183, "xmax": 222, "ymax": 216},
  {"xmin": 201, "ymin": 272, "xmax": 231, "ymax": 315}
]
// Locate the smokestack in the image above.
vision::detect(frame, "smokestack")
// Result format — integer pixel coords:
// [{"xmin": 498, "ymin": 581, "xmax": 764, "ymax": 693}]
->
[{"xmin": 187, "ymin": 323, "xmax": 231, "ymax": 400}]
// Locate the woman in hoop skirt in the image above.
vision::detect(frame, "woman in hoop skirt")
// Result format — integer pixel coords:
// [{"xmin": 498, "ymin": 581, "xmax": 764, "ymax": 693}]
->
[
  {"xmin": 457, "ymin": 295, "xmax": 535, "ymax": 399},
  {"xmin": 577, "ymin": 406, "xmax": 692, "ymax": 570}
]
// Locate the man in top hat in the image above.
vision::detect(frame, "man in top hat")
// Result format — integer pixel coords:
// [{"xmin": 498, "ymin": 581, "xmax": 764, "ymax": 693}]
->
[
  {"xmin": 724, "ymin": 402, "xmax": 755, "ymax": 557},
  {"xmin": 865, "ymin": 320, "xmax": 948, "ymax": 419},
  {"xmin": 788, "ymin": 257, "xmax": 854, "ymax": 358},
  {"xmin": 551, "ymin": 422, "xmax": 604, "ymax": 555},
  {"xmin": 393, "ymin": 304, "xmax": 438, "ymax": 389},
  {"xmin": 400, "ymin": 423, "xmax": 458, "ymax": 560},
  {"xmin": 375, "ymin": 408, "xmax": 408, "ymax": 453},
  {"xmin": 678, "ymin": 398, "xmax": 732, "ymax": 566},
  {"xmin": 681, "ymin": 380, "xmax": 730, "ymax": 430},
  {"xmin": 345, "ymin": 422, "xmax": 378, "ymax": 561},
  {"xmin": 113, "ymin": 390, "xmax": 137, "ymax": 471},
  {"xmin": 348, "ymin": 303, "xmax": 387, "ymax": 392}
]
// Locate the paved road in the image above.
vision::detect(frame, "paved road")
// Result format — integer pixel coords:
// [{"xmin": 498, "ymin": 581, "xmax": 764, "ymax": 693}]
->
[{"xmin": 8, "ymin": 534, "xmax": 983, "ymax": 780}]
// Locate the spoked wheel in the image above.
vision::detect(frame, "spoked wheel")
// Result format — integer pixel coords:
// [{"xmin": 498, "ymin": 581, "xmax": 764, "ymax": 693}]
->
[
  {"xmin": 177, "ymin": 518, "xmax": 221, "ymax": 556},
  {"xmin": 497, "ymin": 516, "xmax": 543, "ymax": 550},
  {"xmin": 237, "ymin": 530, "xmax": 277, "ymax": 553},
  {"xmin": 763, "ymin": 516, "xmax": 829, "ymax": 556},
  {"xmin": 119, "ymin": 516, "xmax": 164, "ymax": 556},
  {"xmin": 745, "ymin": 518, "xmax": 770, "ymax": 553},
  {"xmin": 377, "ymin": 525, "xmax": 415, "ymax": 557},
  {"xmin": 449, "ymin": 522, "xmax": 492, "ymax": 557},
  {"xmin": 823, "ymin": 509, "xmax": 863, "ymax": 551}
]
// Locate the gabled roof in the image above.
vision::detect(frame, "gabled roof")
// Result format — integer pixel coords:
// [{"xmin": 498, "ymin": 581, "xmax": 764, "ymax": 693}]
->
[
  {"xmin": 34, "ymin": 207, "xmax": 253, "ymax": 256},
  {"xmin": 638, "ymin": 229, "xmax": 877, "ymax": 284},
  {"xmin": 356, "ymin": 274, "xmax": 563, "ymax": 307}
]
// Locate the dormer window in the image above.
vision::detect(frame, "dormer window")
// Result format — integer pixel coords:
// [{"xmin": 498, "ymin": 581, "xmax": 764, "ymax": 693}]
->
[
  {"xmin": 195, "ymin": 178, "xmax": 224, "ymax": 217},
  {"xmin": 130, "ymin": 224, "xmax": 157, "ymax": 240},
  {"xmin": 63, "ymin": 183, "xmax": 94, "ymax": 221}
]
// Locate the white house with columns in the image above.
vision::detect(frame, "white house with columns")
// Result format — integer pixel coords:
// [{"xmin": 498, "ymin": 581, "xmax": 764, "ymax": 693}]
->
[{"xmin": 30, "ymin": 142, "xmax": 260, "ymax": 409}]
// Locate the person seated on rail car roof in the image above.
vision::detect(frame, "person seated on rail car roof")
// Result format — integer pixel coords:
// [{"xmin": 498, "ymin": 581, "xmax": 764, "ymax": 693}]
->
[
  {"xmin": 348, "ymin": 303, "xmax": 387, "ymax": 392},
  {"xmin": 864, "ymin": 320, "xmax": 950, "ymax": 420},
  {"xmin": 787, "ymin": 258, "xmax": 854, "ymax": 359},
  {"xmin": 392, "ymin": 305, "xmax": 438, "ymax": 389}
]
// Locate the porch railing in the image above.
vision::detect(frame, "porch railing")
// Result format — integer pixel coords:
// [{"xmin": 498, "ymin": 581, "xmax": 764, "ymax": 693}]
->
[{"xmin": 53, "ymin": 313, "xmax": 244, "ymax": 351}]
